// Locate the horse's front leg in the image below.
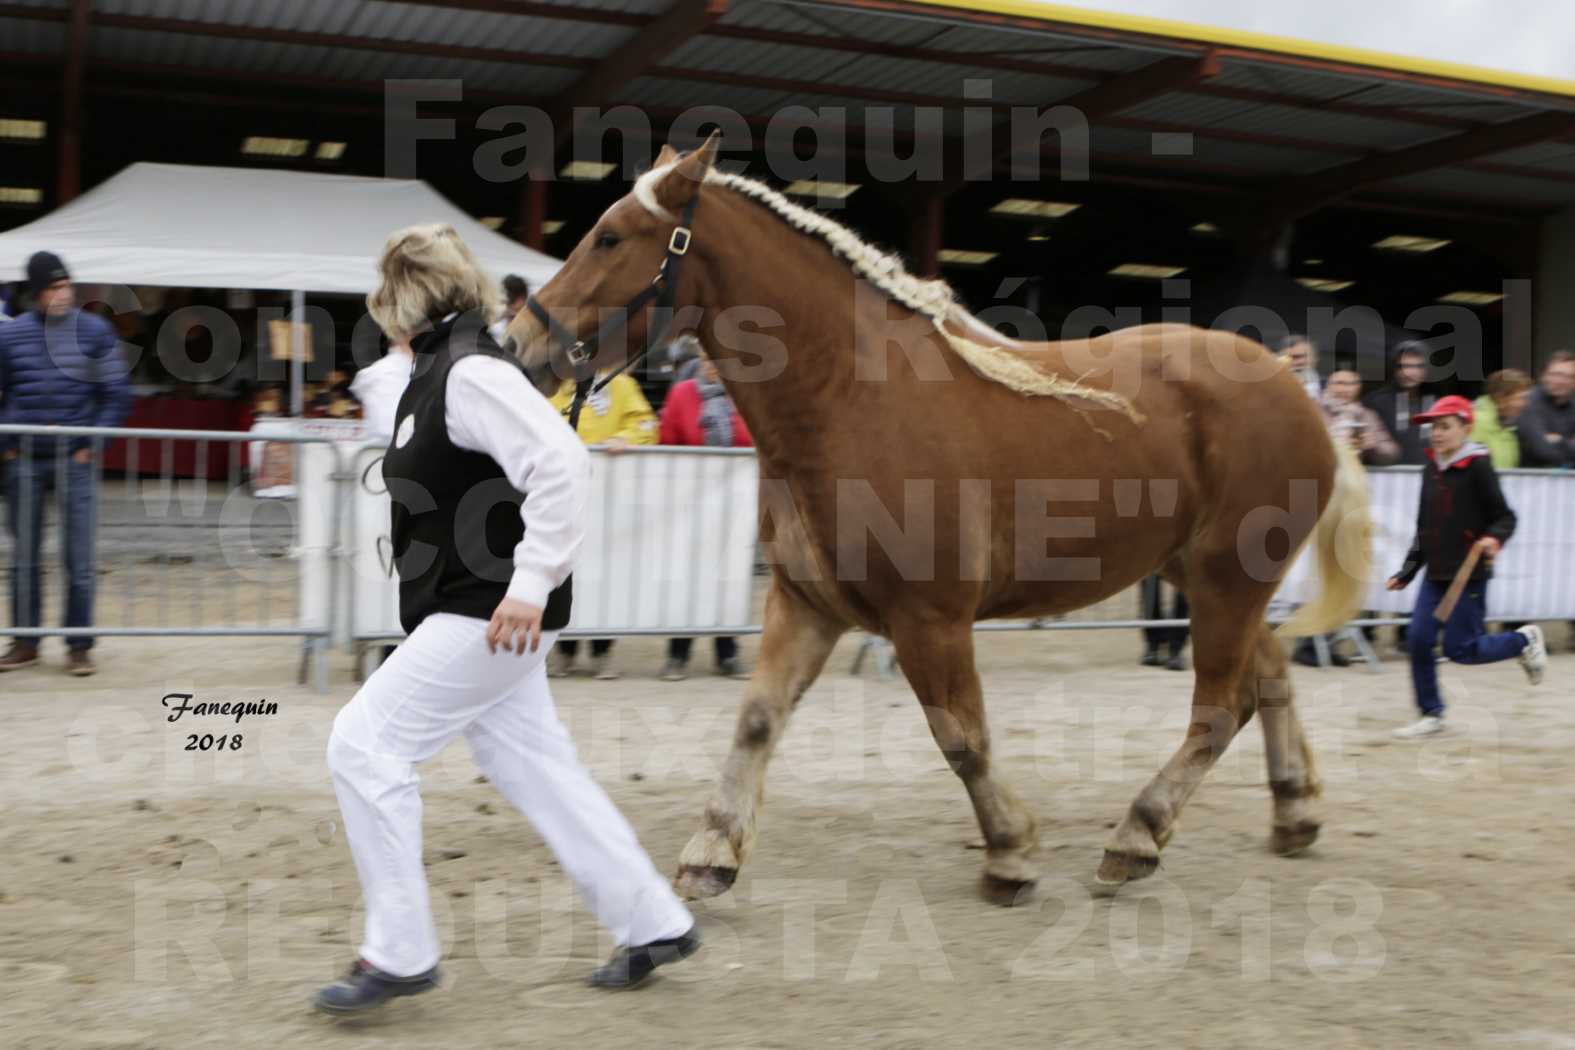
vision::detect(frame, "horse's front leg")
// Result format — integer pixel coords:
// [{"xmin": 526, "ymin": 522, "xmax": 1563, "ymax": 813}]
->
[
  {"xmin": 890, "ymin": 617, "xmax": 1040, "ymax": 905},
  {"xmin": 673, "ymin": 580, "xmax": 845, "ymax": 898}
]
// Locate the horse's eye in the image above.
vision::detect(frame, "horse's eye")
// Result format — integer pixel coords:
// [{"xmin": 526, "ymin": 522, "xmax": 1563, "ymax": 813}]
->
[{"xmin": 594, "ymin": 232, "xmax": 621, "ymax": 250}]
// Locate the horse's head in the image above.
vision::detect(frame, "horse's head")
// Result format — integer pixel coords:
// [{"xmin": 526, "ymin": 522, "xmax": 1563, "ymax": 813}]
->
[{"xmin": 507, "ymin": 132, "xmax": 722, "ymax": 393}]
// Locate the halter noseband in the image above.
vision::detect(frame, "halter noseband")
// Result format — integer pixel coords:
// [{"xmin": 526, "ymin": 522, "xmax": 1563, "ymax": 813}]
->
[{"xmin": 524, "ymin": 194, "xmax": 700, "ymax": 431}]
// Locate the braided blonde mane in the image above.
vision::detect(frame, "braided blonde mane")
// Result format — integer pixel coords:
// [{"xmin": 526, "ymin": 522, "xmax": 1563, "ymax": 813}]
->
[{"xmin": 632, "ymin": 164, "xmax": 1141, "ymax": 424}]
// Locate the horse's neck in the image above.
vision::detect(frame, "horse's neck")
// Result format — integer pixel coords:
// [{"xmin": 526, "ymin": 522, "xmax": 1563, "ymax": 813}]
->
[{"xmin": 700, "ymin": 213, "xmax": 867, "ymax": 466}]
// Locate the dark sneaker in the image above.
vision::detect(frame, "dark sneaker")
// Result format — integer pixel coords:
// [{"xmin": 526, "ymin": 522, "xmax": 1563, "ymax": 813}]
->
[
  {"xmin": 716, "ymin": 657, "xmax": 749, "ymax": 680},
  {"xmin": 589, "ymin": 926, "xmax": 702, "ymax": 989},
  {"xmin": 66, "ymin": 650, "xmax": 96, "ymax": 677},
  {"xmin": 0, "ymin": 643, "xmax": 39, "ymax": 672},
  {"xmin": 312, "ymin": 959, "xmax": 440, "ymax": 1015}
]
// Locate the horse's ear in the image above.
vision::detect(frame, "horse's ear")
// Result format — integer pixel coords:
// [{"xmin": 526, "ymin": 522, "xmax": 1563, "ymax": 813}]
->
[
  {"xmin": 653, "ymin": 143, "xmax": 681, "ymax": 168},
  {"xmin": 655, "ymin": 130, "xmax": 723, "ymax": 213},
  {"xmin": 690, "ymin": 129, "xmax": 722, "ymax": 169}
]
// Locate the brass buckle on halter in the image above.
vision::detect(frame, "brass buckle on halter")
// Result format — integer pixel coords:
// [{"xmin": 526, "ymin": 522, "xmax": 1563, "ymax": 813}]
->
[
  {"xmin": 668, "ymin": 226, "xmax": 691, "ymax": 255},
  {"xmin": 566, "ymin": 341, "xmax": 591, "ymax": 366}
]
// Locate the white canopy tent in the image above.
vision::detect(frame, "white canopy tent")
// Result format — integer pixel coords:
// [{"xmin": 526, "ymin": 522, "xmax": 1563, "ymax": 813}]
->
[
  {"xmin": 0, "ymin": 162, "xmax": 562, "ymax": 413},
  {"xmin": 0, "ymin": 161, "xmax": 563, "ymax": 293}
]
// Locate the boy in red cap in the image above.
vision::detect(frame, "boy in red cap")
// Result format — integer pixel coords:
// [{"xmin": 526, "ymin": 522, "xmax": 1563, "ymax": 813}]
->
[{"xmin": 1387, "ymin": 395, "xmax": 1546, "ymax": 738}]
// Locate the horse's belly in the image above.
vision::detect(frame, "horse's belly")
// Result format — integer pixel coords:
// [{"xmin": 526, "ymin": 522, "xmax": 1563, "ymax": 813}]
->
[{"xmin": 976, "ymin": 520, "xmax": 1183, "ymax": 620}]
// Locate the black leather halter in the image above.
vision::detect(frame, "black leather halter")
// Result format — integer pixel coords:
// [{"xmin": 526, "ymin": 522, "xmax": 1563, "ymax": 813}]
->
[{"xmin": 524, "ymin": 195, "xmax": 699, "ymax": 431}]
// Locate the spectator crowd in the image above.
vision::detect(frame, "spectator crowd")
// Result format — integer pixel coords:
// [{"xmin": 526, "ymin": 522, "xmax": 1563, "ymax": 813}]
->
[{"xmin": 1263, "ymin": 332, "xmax": 1572, "ymax": 686}]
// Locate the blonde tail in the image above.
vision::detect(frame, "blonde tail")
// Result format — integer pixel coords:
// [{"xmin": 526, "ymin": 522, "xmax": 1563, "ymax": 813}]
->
[{"xmin": 1276, "ymin": 435, "xmax": 1373, "ymax": 639}]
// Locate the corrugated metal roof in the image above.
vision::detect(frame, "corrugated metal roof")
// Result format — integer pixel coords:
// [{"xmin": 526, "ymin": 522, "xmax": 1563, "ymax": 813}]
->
[
  {"xmin": 1353, "ymin": 80, "xmax": 1566, "ymax": 113},
  {"xmin": 1384, "ymin": 166, "xmax": 1575, "ymax": 205},
  {"xmin": 1089, "ymin": 124, "xmax": 1163, "ymax": 155},
  {"xmin": 545, "ymin": 0, "xmax": 672, "ymax": 14},
  {"xmin": 717, "ymin": 0, "xmax": 962, "ymax": 47},
  {"xmin": 659, "ymin": 37, "xmax": 1095, "ymax": 109},
  {"xmin": 1490, "ymin": 142, "xmax": 1575, "ymax": 166},
  {"xmin": 919, "ymin": 24, "xmax": 1172, "ymax": 72},
  {"xmin": 342, "ymin": 4, "xmax": 629, "ymax": 56},
  {"xmin": 803, "ymin": 95, "xmax": 969, "ymax": 138},
  {"xmin": 1420, "ymin": 102, "xmax": 1554, "ymax": 122},
  {"xmin": 1119, "ymin": 91, "xmax": 1268, "ymax": 127},
  {"xmin": 3, "ymin": 16, "xmax": 64, "ymax": 53},
  {"xmin": 93, "ymin": 0, "xmax": 330, "ymax": 30},
  {"xmin": 836, "ymin": 57, "xmax": 1082, "ymax": 105},
  {"xmin": 1182, "ymin": 135, "xmax": 1345, "ymax": 174},
  {"xmin": 1090, "ymin": 124, "xmax": 1332, "ymax": 175},
  {"xmin": 7, "ymin": 0, "xmax": 1575, "ymax": 212},
  {"xmin": 87, "ymin": 0, "xmax": 629, "ymax": 57},
  {"xmin": 1207, "ymin": 103, "xmax": 1446, "ymax": 151},
  {"xmin": 1518, "ymin": 156, "xmax": 1575, "ymax": 177},
  {"xmin": 1210, "ymin": 62, "xmax": 1388, "ymax": 102},
  {"xmin": 621, "ymin": 75, "xmax": 793, "ymax": 117},
  {"xmin": 84, "ymin": 25, "xmax": 579, "ymax": 95},
  {"xmin": 664, "ymin": 36, "xmax": 867, "ymax": 83}
]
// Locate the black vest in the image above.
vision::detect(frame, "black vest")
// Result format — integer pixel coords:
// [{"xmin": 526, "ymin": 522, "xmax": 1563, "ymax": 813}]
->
[{"xmin": 381, "ymin": 312, "xmax": 573, "ymax": 634}]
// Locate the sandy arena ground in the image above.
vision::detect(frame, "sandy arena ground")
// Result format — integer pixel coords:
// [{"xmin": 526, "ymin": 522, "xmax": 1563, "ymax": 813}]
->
[{"xmin": 2, "ymin": 613, "xmax": 1573, "ymax": 1050}]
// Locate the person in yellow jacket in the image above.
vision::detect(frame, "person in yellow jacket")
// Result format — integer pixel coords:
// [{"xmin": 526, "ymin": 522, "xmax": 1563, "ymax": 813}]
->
[
  {"xmin": 547, "ymin": 372, "xmax": 658, "ymax": 680},
  {"xmin": 549, "ymin": 372, "xmax": 660, "ymax": 449},
  {"xmin": 1471, "ymin": 369, "xmax": 1532, "ymax": 470}
]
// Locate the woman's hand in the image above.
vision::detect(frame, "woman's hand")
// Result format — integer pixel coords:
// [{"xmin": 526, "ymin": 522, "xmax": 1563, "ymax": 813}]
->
[
  {"xmin": 1386, "ymin": 576, "xmax": 1407, "ymax": 591},
  {"xmin": 602, "ymin": 437, "xmax": 628, "ymax": 455},
  {"xmin": 487, "ymin": 598, "xmax": 545, "ymax": 655},
  {"xmin": 1474, "ymin": 536, "xmax": 1501, "ymax": 560}
]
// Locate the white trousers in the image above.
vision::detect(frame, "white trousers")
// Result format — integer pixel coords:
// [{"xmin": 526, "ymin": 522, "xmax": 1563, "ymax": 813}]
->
[{"xmin": 327, "ymin": 612, "xmax": 693, "ymax": 976}]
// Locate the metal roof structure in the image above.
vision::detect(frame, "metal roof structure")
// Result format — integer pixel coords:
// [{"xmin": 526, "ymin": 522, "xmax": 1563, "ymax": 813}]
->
[{"xmin": 5, "ymin": 0, "xmax": 1575, "ymax": 222}]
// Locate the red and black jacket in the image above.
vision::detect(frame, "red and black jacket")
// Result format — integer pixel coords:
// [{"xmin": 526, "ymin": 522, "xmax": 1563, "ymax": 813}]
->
[{"xmin": 1395, "ymin": 441, "xmax": 1516, "ymax": 585}]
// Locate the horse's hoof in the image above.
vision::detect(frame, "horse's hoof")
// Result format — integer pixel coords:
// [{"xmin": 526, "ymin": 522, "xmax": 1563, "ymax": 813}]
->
[
  {"xmin": 1271, "ymin": 821, "xmax": 1321, "ymax": 857},
  {"xmin": 980, "ymin": 871, "xmax": 1037, "ymax": 907},
  {"xmin": 1094, "ymin": 849, "xmax": 1158, "ymax": 891},
  {"xmin": 673, "ymin": 865, "xmax": 737, "ymax": 900}
]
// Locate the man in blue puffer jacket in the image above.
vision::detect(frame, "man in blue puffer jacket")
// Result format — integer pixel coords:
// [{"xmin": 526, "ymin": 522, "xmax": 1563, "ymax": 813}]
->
[{"xmin": 0, "ymin": 251, "xmax": 131, "ymax": 675}]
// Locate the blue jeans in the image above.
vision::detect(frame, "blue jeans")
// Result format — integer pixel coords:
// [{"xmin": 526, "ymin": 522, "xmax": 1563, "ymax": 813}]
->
[
  {"xmin": 1408, "ymin": 577, "xmax": 1525, "ymax": 717},
  {"xmin": 3, "ymin": 452, "xmax": 99, "ymax": 650}
]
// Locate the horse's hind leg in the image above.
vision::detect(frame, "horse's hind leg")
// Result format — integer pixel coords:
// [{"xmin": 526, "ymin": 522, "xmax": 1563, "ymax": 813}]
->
[
  {"xmin": 1097, "ymin": 570, "xmax": 1272, "ymax": 887},
  {"xmin": 673, "ymin": 580, "xmax": 845, "ymax": 899},
  {"xmin": 890, "ymin": 618, "xmax": 1039, "ymax": 906},
  {"xmin": 1253, "ymin": 625, "xmax": 1323, "ymax": 855}
]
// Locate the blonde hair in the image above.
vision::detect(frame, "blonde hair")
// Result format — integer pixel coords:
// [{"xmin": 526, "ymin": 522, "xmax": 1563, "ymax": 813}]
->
[
  {"xmin": 366, "ymin": 223, "xmax": 501, "ymax": 342},
  {"xmin": 1485, "ymin": 368, "xmax": 1532, "ymax": 401}
]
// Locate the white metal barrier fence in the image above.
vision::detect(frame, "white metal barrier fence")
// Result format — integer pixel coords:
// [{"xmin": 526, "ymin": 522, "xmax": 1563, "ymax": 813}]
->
[
  {"xmin": 0, "ymin": 422, "xmax": 345, "ymax": 690},
  {"xmin": 1278, "ymin": 465, "xmax": 1575, "ymax": 620},
  {"xmin": 334, "ymin": 445, "xmax": 762, "ymax": 672},
  {"xmin": 332, "ymin": 458, "xmax": 1575, "ymax": 668},
  {"xmin": 7, "ymin": 428, "xmax": 1572, "ymax": 692}
]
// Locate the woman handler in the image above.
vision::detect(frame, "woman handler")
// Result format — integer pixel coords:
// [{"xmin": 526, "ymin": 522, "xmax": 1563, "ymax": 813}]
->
[{"xmin": 315, "ymin": 225, "xmax": 697, "ymax": 1014}]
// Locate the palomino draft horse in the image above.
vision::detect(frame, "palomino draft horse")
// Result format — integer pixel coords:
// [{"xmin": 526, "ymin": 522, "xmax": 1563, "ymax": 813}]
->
[{"xmin": 510, "ymin": 134, "xmax": 1371, "ymax": 904}]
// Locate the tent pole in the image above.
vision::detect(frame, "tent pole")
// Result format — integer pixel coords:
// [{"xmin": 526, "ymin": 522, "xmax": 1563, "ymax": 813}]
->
[{"xmin": 291, "ymin": 288, "xmax": 305, "ymax": 417}]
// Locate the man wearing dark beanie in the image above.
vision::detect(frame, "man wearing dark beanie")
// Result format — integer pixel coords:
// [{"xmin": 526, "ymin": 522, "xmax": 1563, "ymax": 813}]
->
[{"xmin": 0, "ymin": 251, "xmax": 131, "ymax": 675}]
